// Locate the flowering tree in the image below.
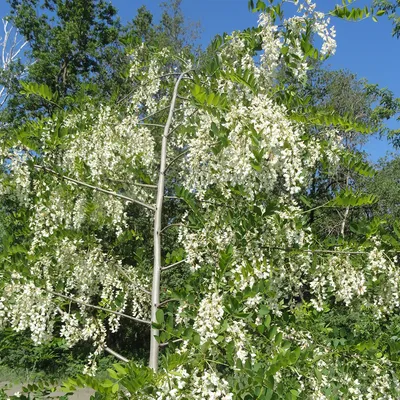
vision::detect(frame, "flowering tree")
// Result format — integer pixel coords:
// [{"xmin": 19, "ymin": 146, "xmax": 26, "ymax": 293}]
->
[{"xmin": 1, "ymin": 0, "xmax": 400, "ymax": 398}]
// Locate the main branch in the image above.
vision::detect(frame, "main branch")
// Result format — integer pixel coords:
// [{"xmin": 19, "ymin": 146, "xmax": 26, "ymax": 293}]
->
[
  {"xmin": 48, "ymin": 290, "xmax": 151, "ymax": 325},
  {"xmin": 34, "ymin": 165, "xmax": 155, "ymax": 211}
]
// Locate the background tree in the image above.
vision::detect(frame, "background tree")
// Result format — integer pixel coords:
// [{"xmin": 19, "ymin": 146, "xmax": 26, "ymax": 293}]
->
[{"xmin": 373, "ymin": 0, "xmax": 400, "ymax": 37}]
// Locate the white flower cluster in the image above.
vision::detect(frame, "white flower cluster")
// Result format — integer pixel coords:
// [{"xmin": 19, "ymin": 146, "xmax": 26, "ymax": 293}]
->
[
  {"xmin": 0, "ymin": 275, "xmax": 55, "ymax": 345},
  {"xmin": 0, "ymin": 147, "xmax": 32, "ymax": 207},
  {"xmin": 156, "ymin": 367, "xmax": 233, "ymax": 400},
  {"xmin": 193, "ymin": 292, "xmax": 224, "ymax": 345}
]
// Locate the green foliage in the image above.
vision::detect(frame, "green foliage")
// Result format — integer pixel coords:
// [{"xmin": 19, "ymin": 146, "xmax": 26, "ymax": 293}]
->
[{"xmin": 373, "ymin": 0, "xmax": 400, "ymax": 37}]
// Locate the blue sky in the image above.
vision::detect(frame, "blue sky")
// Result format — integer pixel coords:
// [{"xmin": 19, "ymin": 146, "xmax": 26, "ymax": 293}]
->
[{"xmin": 0, "ymin": 0, "xmax": 399, "ymax": 161}]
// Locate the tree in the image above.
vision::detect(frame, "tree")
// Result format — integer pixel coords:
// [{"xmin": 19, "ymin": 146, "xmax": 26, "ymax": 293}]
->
[
  {"xmin": 0, "ymin": 18, "xmax": 27, "ymax": 112},
  {"xmin": 1, "ymin": 0, "xmax": 201, "ymax": 127},
  {"xmin": 1, "ymin": 0, "xmax": 400, "ymax": 398},
  {"xmin": 293, "ymin": 68, "xmax": 400, "ymax": 238},
  {"xmin": 362, "ymin": 155, "xmax": 400, "ymax": 222},
  {"xmin": 373, "ymin": 0, "xmax": 400, "ymax": 37}
]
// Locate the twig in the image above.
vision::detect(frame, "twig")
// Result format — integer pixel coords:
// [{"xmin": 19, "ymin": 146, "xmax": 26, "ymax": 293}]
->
[
  {"xmin": 104, "ymin": 347, "xmax": 129, "ymax": 363},
  {"xmin": 34, "ymin": 165, "xmax": 156, "ymax": 211},
  {"xmin": 160, "ymin": 223, "xmax": 185, "ymax": 233},
  {"xmin": 117, "ymin": 266, "xmax": 151, "ymax": 295},
  {"xmin": 263, "ymin": 246, "xmax": 374, "ymax": 255},
  {"xmin": 164, "ymin": 148, "xmax": 190, "ymax": 174},
  {"xmin": 105, "ymin": 177, "xmax": 157, "ymax": 189},
  {"xmin": 160, "ymin": 339, "xmax": 183, "ymax": 348},
  {"xmin": 161, "ymin": 259, "xmax": 186, "ymax": 272},
  {"xmin": 48, "ymin": 290, "xmax": 151, "ymax": 325},
  {"xmin": 139, "ymin": 123, "xmax": 165, "ymax": 128},
  {"xmin": 139, "ymin": 105, "xmax": 170, "ymax": 122},
  {"xmin": 158, "ymin": 298, "xmax": 179, "ymax": 307}
]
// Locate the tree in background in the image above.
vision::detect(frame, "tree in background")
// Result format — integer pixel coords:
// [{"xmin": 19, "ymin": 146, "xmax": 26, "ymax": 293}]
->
[
  {"xmin": 373, "ymin": 0, "xmax": 400, "ymax": 37},
  {"xmin": 1, "ymin": 0, "xmax": 200, "ymax": 126},
  {"xmin": 0, "ymin": 18, "xmax": 27, "ymax": 113}
]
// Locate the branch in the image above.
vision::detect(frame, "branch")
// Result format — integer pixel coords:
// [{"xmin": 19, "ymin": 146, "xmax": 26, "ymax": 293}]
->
[
  {"xmin": 341, "ymin": 174, "xmax": 351, "ymax": 238},
  {"xmin": 263, "ymin": 246, "xmax": 374, "ymax": 255},
  {"xmin": 139, "ymin": 123, "xmax": 165, "ymax": 128},
  {"xmin": 48, "ymin": 290, "xmax": 151, "ymax": 325},
  {"xmin": 104, "ymin": 347, "xmax": 129, "ymax": 363},
  {"xmin": 117, "ymin": 266, "xmax": 151, "ymax": 296},
  {"xmin": 161, "ymin": 259, "xmax": 186, "ymax": 272},
  {"xmin": 34, "ymin": 165, "xmax": 156, "ymax": 211},
  {"xmin": 105, "ymin": 177, "xmax": 157, "ymax": 189},
  {"xmin": 160, "ymin": 338, "xmax": 183, "ymax": 348},
  {"xmin": 157, "ymin": 298, "xmax": 179, "ymax": 307},
  {"xmin": 164, "ymin": 148, "xmax": 190, "ymax": 174},
  {"xmin": 138, "ymin": 105, "xmax": 170, "ymax": 123},
  {"xmin": 160, "ymin": 223, "xmax": 185, "ymax": 233}
]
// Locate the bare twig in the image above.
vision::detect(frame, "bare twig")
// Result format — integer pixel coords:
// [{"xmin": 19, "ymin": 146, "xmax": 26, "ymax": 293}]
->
[
  {"xmin": 139, "ymin": 123, "xmax": 165, "ymax": 128},
  {"xmin": 34, "ymin": 164, "xmax": 156, "ymax": 211},
  {"xmin": 139, "ymin": 105, "xmax": 170, "ymax": 123},
  {"xmin": 117, "ymin": 266, "xmax": 151, "ymax": 296},
  {"xmin": 161, "ymin": 259, "xmax": 186, "ymax": 272},
  {"xmin": 341, "ymin": 174, "xmax": 350, "ymax": 238},
  {"xmin": 160, "ymin": 223, "xmax": 185, "ymax": 233},
  {"xmin": 263, "ymin": 246, "xmax": 375, "ymax": 255},
  {"xmin": 160, "ymin": 339, "xmax": 183, "ymax": 348},
  {"xmin": 158, "ymin": 298, "xmax": 179, "ymax": 307},
  {"xmin": 104, "ymin": 347, "xmax": 129, "ymax": 363},
  {"xmin": 164, "ymin": 148, "xmax": 190, "ymax": 174},
  {"xmin": 105, "ymin": 177, "xmax": 157, "ymax": 189}
]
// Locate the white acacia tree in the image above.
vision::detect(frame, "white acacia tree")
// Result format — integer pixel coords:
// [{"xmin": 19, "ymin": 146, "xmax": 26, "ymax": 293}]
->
[{"xmin": 1, "ymin": 1, "xmax": 400, "ymax": 398}]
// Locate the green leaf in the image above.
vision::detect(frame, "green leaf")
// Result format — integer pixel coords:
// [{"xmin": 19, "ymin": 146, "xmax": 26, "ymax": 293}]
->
[
  {"xmin": 329, "ymin": 189, "xmax": 378, "ymax": 207},
  {"xmin": 111, "ymin": 383, "xmax": 119, "ymax": 393},
  {"xmin": 113, "ymin": 363, "xmax": 127, "ymax": 376},
  {"xmin": 259, "ymin": 305, "xmax": 269, "ymax": 316},
  {"xmin": 289, "ymin": 347, "xmax": 301, "ymax": 364},
  {"xmin": 269, "ymin": 326, "xmax": 277, "ymax": 340},
  {"xmin": 101, "ymin": 380, "xmax": 114, "ymax": 388},
  {"xmin": 156, "ymin": 309, "xmax": 164, "ymax": 324},
  {"xmin": 315, "ymin": 368, "xmax": 322, "ymax": 382},
  {"xmin": 275, "ymin": 332, "xmax": 283, "ymax": 346},
  {"xmin": 107, "ymin": 369, "xmax": 118, "ymax": 380}
]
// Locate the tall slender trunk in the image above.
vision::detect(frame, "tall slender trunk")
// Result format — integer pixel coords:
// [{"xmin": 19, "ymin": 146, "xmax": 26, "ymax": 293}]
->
[{"xmin": 149, "ymin": 72, "xmax": 187, "ymax": 372}]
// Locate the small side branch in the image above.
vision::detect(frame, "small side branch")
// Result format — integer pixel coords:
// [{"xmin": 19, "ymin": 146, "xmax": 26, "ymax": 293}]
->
[
  {"xmin": 105, "ymin": 177, "xmax": 157, "ymax": 189},
  {"xmin": 164, "ymin": 149, "xmax": 190, "ymax": 174},
  {"xmin": 48, "ymin": 290, "xmax": 151, "ymax": 325},
  {"xmin": 160, "ymin": 339, "xmax": 183, "ymax": 348},
  {"xmin": 139, "ymin": 105, "xmax": 170, "ymax": 122},
  {"xmin": 160, "ymin": 223, "xmax": 184, "ymax": 233},
  {"xmin": 139, "ymin": 123, "xmax": 165, "ymax": 128},
  {"xmin": 34, "ymin": 165, "xmax": 155, "ymax": 211},
  {"xmin": 157, "ymin": 298, "xmax": 179, "ymax": 307},
  {"xmin": 161, "ymin": 259, "xmax": 186, "ymax": 272},
  {"xmin": 263, "ymin": 246, "xmax": 372, "ymax": 255},
  {"xmin": 104, "ymin": 347, "xmax": 129, "ymax": 363},
  {"xmin": 117, "ymin": 266, "xmax": 151, "ymax": 296}
]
